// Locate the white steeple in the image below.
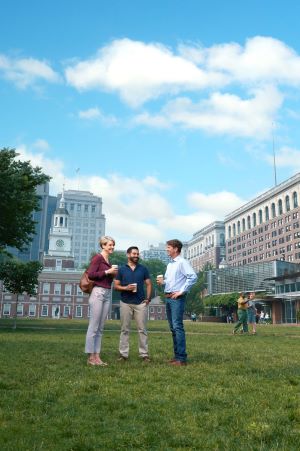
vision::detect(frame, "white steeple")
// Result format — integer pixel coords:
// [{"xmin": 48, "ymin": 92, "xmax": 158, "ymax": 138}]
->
[{"xmin": 48, "ymin": 187, "xmax": 73, "ymax": 257}]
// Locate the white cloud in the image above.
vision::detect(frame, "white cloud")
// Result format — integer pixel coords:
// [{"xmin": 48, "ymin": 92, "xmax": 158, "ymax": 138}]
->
[
  {"xmin": 188, "ymin": 191, "xmax": 246, "ymax": 218},
  {"xmin": 134, "ymin": 86, "xmax": 283, "ymax": 139},
  {"xmin": 14, "ymin": 144, "xmax": 245, "ymax": 250},
  {"xmin": 0, "ymin": 54, "xmax": 60, "ymax": 88},
  {"xmin": 265, "ymin": 146, "xmax": 300, "ymax": 171},
  {"xmin": 78, "ymin": 106, "xmax": 118, "ymax": 125},
  {"xmin": 65, "ymin": 38, "xmax": 226, "ymax": 107},
  {"xmin": 205, "ymin": 36, "xmax": 300, "ymax": 85},
  {"xmin": 33, "ymin": 139, "xmax": 50, "ymax": 151}
]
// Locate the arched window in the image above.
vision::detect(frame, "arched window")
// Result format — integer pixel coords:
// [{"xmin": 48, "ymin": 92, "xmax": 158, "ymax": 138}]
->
[
  {"xmin": 252, "ymin": 212, "xmax": 257, "ymax": 227},
  {"xmin": 271, "ymin": 203, "xmax": 276, "ymax": 218},
  {"xmin": 278, "ymin": 199, "xmax": 283, "ymax": 215},
  {"xmin": 237, "ymin": 221, "xmax": 241, "ymax": 235},
  {"xmin": 228, "ymin": 226, "xmax": 231, "ymax": 239},
  {"xmin": 286, "ymin": 195, "xmax": 290, "ymax": 212},
  {"xmin": 293, "ymin": 191, "xmax": 298, "ymax": 208},
  {"xmin": 59, "ymin": 216, "xmax": 64, "ymax": 226},
  {"xmin": 265, "ymin": 206, "xmax": 269, "ymax": 221},
  {"xmin": 233, "ymin": 223, "xmax": 236, "ymax": 237},
  {"xmin": 259, "ymin": 209, "xmax": 263, "ymax": 224},
  {"xmin": 247, "ymin": 215, "xmax": 251, "ymax": 229},
  {"xmin": 242, "ymin": 218, "xmax": 246, "ymax": 232}
]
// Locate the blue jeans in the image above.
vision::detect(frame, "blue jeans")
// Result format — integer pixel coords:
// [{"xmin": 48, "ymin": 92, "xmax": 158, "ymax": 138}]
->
[{"xmin": 166, "ymin": 296, "xmax": 187, "ymax": 362}]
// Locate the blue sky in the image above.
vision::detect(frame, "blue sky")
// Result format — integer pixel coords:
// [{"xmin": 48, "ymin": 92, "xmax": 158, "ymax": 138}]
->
[{"xmin": 2, "ymin": 0, "xmax": 300, "ymax": 250}]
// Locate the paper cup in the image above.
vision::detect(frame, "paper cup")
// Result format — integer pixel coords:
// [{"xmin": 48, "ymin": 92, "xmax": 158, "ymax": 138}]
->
[{"xmin": 132, "ymin": 283, "xmax": 137, "ymax": 293}]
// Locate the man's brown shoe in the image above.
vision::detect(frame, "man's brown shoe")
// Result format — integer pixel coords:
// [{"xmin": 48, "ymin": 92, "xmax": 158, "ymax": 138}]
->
[
  {"xmin": 117, "ymin": 356, "xmax": 128, "ymax": 362},
  {"xmin": 169, "ymin": 360, "xmax": 187, "ymax": 366}
]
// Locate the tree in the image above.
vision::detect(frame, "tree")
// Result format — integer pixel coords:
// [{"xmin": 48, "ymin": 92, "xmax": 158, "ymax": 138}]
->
[
  {"xmin": 0, "ymin": 260, "xmax": 43, "ymax": 329},
  {"xmin": 185, "ymin": 263, "xmax": 213, "ymax": 316},
  {"xmin": 0, "ymin": 148, "xmax": 51, "ymax": 254}
]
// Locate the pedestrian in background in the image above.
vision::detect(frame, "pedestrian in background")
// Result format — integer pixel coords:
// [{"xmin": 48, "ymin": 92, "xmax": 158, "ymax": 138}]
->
[{"xmin": 232, "ymin": 293, "xmax": 249, "ymax": 334}]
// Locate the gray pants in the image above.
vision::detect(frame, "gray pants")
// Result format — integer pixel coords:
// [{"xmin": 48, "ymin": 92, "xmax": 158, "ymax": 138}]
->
[
  {"xmin": 119, "ymin": 301, "xmax": 148, "ymax": 358},
  {"xmin": 85, "ymin": 286, "xmax": 111, "ymax": 354}
]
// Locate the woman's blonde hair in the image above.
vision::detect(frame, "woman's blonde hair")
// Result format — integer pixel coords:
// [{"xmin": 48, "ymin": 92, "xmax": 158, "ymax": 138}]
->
[{"xmin": 99, "ymin": 235, "xmax": 115, "ymax": 248}]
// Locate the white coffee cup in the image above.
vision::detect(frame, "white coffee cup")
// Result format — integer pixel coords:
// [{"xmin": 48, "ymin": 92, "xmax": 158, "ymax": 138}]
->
[
  {"xmin": 157, "ymin": 274, "xmax": 164, "ymax": 282},
  {"xmin": 132, "ymin": 283, "xmax": 137, "ymax": 293},
  {"xmin": 112, "ymin": 264, "xmax": 118, "ymax": 270}
]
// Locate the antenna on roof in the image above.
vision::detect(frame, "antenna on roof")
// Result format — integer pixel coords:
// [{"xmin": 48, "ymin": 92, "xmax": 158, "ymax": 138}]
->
[{"xmin": 272, "ymin": 122, "xmax": 277, "ymax": 186}]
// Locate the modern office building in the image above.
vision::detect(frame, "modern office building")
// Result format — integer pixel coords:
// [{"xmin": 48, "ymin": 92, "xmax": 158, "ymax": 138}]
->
[
  {"xmin": 206, "ymin": 260, "xmax": 300, "ymax": 323},
  {"xmin": 141, "ymin": 243, "xmax": 170, "ymax": 265},
  {"xmin": 225, "ymin": 173, "xmax": 300, "ymax": 267},
  {"xmin": 57, "ymin": 190, "xmax": 106, "ymax": 268},
  {"xmin": 8, "ymin": 182, "xmax": 56, "ymax": 262},
  {"xmin": 186, "ymin": 221, "xmax": 226, "ymax": 272}
]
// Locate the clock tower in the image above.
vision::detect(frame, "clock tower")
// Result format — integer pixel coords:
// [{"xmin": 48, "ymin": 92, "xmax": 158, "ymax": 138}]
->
[{"xmin": 48, "ymin": 190, "xmax": 73, "ymax": 257}]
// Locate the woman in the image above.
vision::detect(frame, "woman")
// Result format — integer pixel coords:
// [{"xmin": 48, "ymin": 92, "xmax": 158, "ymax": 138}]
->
[
  {"xmin": 247, "ymin": 292, "xmax": 257, "ymax": 334},
  {"xmin": 85, "ymin": 236, "xmax": 118, "ymax": 366}
]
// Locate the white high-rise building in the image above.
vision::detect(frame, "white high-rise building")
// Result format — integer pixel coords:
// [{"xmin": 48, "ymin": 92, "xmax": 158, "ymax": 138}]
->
[{"xmin": 57, "ymin": 190, "xmax": 106, "ymax": 268}]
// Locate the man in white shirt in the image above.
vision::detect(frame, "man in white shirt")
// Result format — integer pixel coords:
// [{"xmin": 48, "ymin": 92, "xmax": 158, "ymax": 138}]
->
[{"xmin": 157, "ymin": 239, "xmax": 197, "ymax": 366}]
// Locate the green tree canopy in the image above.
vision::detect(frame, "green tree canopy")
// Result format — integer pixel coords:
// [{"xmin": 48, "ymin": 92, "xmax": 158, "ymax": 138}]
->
[
  {"xmin": 0, "ymin": 259, "xmax": 43, "ymax": 328},
  {"xmin": 0, "ymin": 148, "xmax": 51, "ymax": 254}
]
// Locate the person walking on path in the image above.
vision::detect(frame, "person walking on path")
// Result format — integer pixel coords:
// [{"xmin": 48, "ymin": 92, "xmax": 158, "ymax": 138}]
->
[
  {"xmin": 85, "ymin": 236, "xmax": 118, "ymax": 366},
  {"xmin": 114, "ymin": 246, "xmax": 152, "ymax": 362},
  {"xmin": 157, "ymin": 239, "xmax": 197, "ymax": 366},
  {"xmin": 233, "ymin": 293, "xmax": 249, "ymax": 334},
  {"xmin": 247, "ymin": 292, "xmax": 257, "ymax": 335}
]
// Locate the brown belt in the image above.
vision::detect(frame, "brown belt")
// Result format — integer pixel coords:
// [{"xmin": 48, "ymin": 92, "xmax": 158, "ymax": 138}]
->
[{"xmin": 165, "ymin": 293, "xmax": 173, "ymax": 298}]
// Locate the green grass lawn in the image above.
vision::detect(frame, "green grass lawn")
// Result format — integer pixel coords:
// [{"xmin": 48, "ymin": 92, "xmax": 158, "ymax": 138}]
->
[{"xmin": 0, "ymin": 319, "xmax": 299, "ymax": 450}]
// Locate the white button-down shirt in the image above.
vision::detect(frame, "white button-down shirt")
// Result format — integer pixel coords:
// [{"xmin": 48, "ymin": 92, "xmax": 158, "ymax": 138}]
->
[{"xmin": 164, "ymin": 255, "xmax": 197, "ymax": 294}]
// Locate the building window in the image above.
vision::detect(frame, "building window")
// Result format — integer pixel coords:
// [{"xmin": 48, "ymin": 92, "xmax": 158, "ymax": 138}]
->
[
  {"xmin": 70, "ymin": 203, "xmax": 74, "ymax": 211},
  {"xmin": 64, "ymin": 305, "xmax": 71, "ymax": 317},
  {"xmin": 241, "ymin": 218, "xmax": 245, "ymax": 232},
  {"xmin": 91, "ymin": 205, "xmax": 96, "ymax": 213},
  {"xmin": 247, "ymin": 215, "xmax": 251, "ymax": 230},
  {"xmin": 271, "ymin": 203, "xmax": 276, "ymax": 218},
  {"xmin": 3, "ymin": 303, "xmax": 11, "ymax": 315},
  {"xmin": 29, "ymin": 304, "xmax": 36, "ymax": 317},
  {"xmin": 75, "ymin": 305, "xmax": 83, "ymax": 317},
  {"xmin": 259, "ymin": 210, "xmax": 263, "ymax": 224},
  {"xmin": 228, "ymin": 226, "xmax": 231, "ymax": 239},
  {"xmin": 43, "ymin": 283, "xmax": 50, "ymax": 294},
  {"xmin": 237, "ymin": 221, "xmax": 241, "ymax": 235},
  {"xmin": 84, "ymin": 204, "xmax": 89, "ymax": 212},
  {"xmin": 65, "ymin": 284, "xmax": 72, "ymax": 295},
  {"xmin": 233, "ymin": 223, "xmax": 236, "ymax": 237},
  {"xmin": 252, "ymin": 213, "xmax": 256, "ymax": 227},
  {"xmin": 54, "ymin": 283, "xmax": 61, "ymax": 295},
  {"xmin": 265, "ymin": 206, "xmax": 269, "ymax": 221},
  {"xmin": 286, "ymin": 195, "xmax": 290, "ymax": 212},
  {"xmin": 278, "ymin": 199, "xmax": 283, "ymax": 215},
  {"xmin": 77, "ymin": 204, "xmax": 81, "ymax": 211},
  {"xmin": 41, "ymin": 305, "xmax": 48, "ymax": 317},
  {"xmin": 293, "ymin": 191, "xmax": 298, "ymax": 208}
]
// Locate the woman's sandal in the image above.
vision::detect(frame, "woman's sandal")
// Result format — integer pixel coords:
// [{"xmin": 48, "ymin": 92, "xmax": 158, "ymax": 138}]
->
[
  {"xmin": 95, "ymin": 360, "xmax": 108, "ymax": 366},
  {"xmin": 87, "ymin": 359, "xmax": 96, "ymax": 366}
]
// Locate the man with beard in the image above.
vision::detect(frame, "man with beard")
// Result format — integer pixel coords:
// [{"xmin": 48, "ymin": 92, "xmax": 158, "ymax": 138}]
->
[{"xmin": 114, "ymin": 246, "xmax": 152, "ymax": 362}]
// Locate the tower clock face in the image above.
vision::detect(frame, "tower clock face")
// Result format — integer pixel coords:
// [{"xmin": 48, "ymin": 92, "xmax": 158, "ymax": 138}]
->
[{"xmin": 56, "ymin": 239, "xmax": 65, "ymax": 248}]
